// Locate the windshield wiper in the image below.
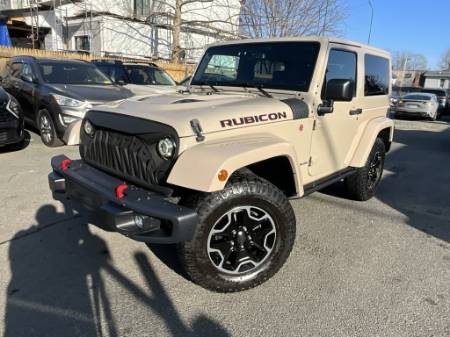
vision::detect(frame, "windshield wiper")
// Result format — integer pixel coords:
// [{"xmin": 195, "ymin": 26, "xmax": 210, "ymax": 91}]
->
[
  {"xmin": 255, "ymin": 85, "xmax": 272, "ymax": 98},
  {"xmin": 192, "ymin": 81, "xmax": 219, "ymax": 93},
  {"xmin": 235, "ymin": 82, "xmax": 273, "ymax": 98}
]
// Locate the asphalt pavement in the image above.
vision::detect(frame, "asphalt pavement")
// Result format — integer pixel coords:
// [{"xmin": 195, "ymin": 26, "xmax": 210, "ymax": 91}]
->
[{"xmin": 0, "ymin": 117, "xmax": 449, "ymax": 337}]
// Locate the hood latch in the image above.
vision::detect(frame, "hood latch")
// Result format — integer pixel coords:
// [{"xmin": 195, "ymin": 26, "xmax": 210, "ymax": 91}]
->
[{"xmin": 190, "ymin": 119, "xmax": 205, "ymax": 142}]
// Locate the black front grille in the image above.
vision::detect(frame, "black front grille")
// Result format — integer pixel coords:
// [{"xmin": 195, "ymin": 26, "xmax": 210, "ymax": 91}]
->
[{"xmin": 81, "ymin": 128, "xmax": 174, "ymax": 189}]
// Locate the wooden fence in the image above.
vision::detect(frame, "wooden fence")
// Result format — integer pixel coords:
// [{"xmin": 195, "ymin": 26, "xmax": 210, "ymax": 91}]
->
[{"xmin": 0, "ymin": 46, "xmax": 194, "ymax": 82}]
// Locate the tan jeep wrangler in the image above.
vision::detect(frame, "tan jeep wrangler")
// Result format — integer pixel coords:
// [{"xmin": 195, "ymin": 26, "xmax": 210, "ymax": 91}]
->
[{"xmin": 49, "ymin": 37, "xmax": 394, "ymax": 292}]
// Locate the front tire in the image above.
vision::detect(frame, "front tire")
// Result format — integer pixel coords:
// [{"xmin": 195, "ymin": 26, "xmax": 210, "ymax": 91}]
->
[
  {"xmin": 345, "ymin": 138, "xmax": 386, "ymax": 201},
  {"xmin": 37, "ymin": 109, "xmax": 63, "ymax": 147},
  {"xmin": 178, "ymin": 174, "xmax": 296, "ymax": 292}
]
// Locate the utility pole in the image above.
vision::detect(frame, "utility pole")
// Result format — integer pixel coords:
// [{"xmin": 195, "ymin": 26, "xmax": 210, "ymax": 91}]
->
[
  {"xmin": 367, "ymin": 0, "xmax": 374, "ymax": 44},
  {"xmin": 321, "ymin": 0, "xmax": 329, "ymax": 36}
]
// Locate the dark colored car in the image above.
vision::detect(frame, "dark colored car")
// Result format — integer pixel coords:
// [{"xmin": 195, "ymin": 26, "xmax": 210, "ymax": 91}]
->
[
  {"xmin": 92, "ymin": 60, "xmax": 179, "ymax": 95},
  {"xmin": 1, "ymin": 56, "xmax": 133, "ymax": 147},
  {"xmin": 0, "ymin": 86, "xmax": 24, "ymax": 147}
]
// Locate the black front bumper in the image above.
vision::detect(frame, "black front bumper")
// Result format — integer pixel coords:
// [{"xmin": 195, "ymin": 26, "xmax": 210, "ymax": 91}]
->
[
  {"xmin": 49, "ymin": 155, "xmax": 198, "ymax": 243},
  {"xmin": 0, "ymin": 119, "xmax": 24, "ymax": 146}
]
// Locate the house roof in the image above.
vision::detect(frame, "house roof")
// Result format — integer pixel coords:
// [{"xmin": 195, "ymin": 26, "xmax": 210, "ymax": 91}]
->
[{"xmin": 424, "ymin": 70, "xmax": 450, "ymax": 78}]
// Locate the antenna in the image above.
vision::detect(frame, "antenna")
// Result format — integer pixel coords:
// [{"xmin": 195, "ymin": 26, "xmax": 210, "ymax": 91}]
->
[{"xmin": 367, "ymin": 0, "xmax": 374, "ymax": 44}]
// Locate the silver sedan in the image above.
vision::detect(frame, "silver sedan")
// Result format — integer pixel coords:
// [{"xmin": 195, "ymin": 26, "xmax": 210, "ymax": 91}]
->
[{"xmin": 394, "ymin": 93, "xmax": 439, "ymax": 120}]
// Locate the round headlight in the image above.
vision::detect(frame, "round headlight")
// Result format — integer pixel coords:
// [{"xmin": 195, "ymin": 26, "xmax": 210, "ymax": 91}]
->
[
  {"xmin": 84, "ymin": 119, "xmax": 95, "ymax": 137},
  {"xmin": 157, "ymin": 137, "xmax": 176, "ymax": 160}
]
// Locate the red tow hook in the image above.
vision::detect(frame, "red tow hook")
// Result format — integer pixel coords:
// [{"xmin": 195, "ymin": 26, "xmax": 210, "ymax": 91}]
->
[
  {"xmin": 115, "ymin": 183, "xmax": 128, "ymax": 199},
  {"xmin": 60, "ymin": 159, "xmax": 72, "ymax": 171}
]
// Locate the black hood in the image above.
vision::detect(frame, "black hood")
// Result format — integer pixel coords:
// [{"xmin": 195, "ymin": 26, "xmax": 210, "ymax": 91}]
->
[{"xmin": 48, "ymin": 84, "xmax": 133, "ymax": 103}]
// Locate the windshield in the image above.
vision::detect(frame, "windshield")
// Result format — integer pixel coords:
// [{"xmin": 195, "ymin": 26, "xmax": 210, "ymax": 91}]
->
[
  {"xmin": 191, "ymin": 42, "xmax": 320, "ymax": 92},
  {"xmin": 39, "ymin": 62, "xmax": 113, "ymax": 85},
  {"xmin": 96, "ymin": 64, "xmax": 130, "ymax": 83},
  {"xmin": 124, "ymin": 65, "xmax": 176, "ymax": 86},
  {"xmin": 404, "ymin": 94, "xmax": 431, "ymax": 101}
]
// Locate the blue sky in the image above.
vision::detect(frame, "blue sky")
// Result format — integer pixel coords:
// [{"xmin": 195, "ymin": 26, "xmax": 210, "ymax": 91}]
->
[{"xmin": 343, "ymin": 0, "xmax": 449, "ymax": 69}]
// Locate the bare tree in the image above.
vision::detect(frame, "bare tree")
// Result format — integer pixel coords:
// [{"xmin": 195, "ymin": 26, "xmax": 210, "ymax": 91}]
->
[
  {"xmin": 439, "ymin": 48, "xmax": 450, "ymax": 70},
  {"xmin": 152, "ymin": 0, "xmax": 242, "ymax": 62},
  {"xmin": 240, "ymin": 0, "xmax": 346, "ymax": 38},
  {"xmin": 67, "ymin": 0, "xmax": 242, "ymax": 63},
  {"xmin": 392, "ymin": 51, "xmax": 427, "ymax": 71}
]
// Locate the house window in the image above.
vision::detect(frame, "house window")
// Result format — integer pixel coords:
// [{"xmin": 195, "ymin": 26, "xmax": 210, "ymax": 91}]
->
[
  {"xmin": 440, "ymin": 79, "xmax": 445, "ymax": 88},
  {"xmin": 134, "ymin": 0, "xmax": 150, "ymax": 17},
  {"xmin": 75, "ymin": 35, "xmax": 90, "ymax": 51}
]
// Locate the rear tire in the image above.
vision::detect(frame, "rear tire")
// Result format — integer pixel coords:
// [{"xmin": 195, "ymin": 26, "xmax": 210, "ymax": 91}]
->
[
  {"xmin": 37, "ymin": 109, "xmax": 63, "ymax": 147},
  {"xmin": 178, "ymin": 174, "xmax": 296, "ymax": 292},
  {"xmin": 345, "ymin": 138, "xmax": 386, "ymax": 201}
]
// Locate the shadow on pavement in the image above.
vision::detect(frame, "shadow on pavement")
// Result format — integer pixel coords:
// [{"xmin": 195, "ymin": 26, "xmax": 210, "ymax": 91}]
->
[
  {"xmin": 322, "ymin": 119, "xmax": 450, "ymax": 244},
  {"xmin": 3, "ymin": 203, "xmax": 230, "ymax": 337},
  {"xmin": 0, "ymin": 131, "xmax": 31, "ymax": 154}
]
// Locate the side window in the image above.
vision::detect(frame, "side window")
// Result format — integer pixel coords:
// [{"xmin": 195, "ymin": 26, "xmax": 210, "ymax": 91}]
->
[
  {"xmin": 21, "ymin": 63, "xmax": 36, "ymax": 80},
  {"xmin": 322, "ymin": 49, "xmax": 357, "ymax": 98},
  {"xmin": 10, "ymin": 63, "xmax": 23, "ymax": 78},
  {"xmin": 364, "ymin": 54, "xmax": 389, "ymax": 96}
]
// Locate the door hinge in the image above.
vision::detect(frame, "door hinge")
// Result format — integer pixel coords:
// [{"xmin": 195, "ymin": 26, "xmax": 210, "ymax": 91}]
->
[{"xmin": 308, "ymin": 156, "xmax": 313, "ymax": 166}]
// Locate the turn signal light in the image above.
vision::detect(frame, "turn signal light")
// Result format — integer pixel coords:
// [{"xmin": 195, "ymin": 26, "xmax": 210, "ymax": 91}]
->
[
  {"xmin": 218, "ymin": 169, "xmax": 228, "ymax": 182},
  {"xmin": 60, "ymin": 159, "xmax": 71, "ymax": 171}
]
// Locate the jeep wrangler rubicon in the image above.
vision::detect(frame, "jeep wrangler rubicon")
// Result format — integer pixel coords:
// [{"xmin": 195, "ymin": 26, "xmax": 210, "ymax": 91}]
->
[{"xmin": 49, "ymin": 37, "xmax": 394, "ymax": 292}]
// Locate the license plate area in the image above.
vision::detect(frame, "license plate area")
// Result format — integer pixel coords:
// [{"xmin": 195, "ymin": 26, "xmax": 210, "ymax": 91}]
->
[{"xmin": 66, "ymin": 178, "xmax": 104, "ymax": 210}]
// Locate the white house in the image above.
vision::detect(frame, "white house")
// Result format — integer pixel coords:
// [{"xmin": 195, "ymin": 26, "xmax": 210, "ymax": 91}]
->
[
  {"xmin": 0, "ymin": 0, "xmax": 242, "ymax": 62},
  {"xmin": 423, "ymin": 70, "xmax": 450, "ymax": 90}
]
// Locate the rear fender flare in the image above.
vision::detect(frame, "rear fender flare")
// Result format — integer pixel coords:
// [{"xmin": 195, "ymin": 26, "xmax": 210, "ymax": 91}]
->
[{"xmin": 350, "ymin": 117, "xmax": 394, "ymax": 167}]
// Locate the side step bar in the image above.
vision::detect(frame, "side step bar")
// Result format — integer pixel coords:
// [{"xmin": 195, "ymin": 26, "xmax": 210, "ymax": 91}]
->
[{"xmin": 303, "ymin": 167, "xmax": 356, "ymax": 196}]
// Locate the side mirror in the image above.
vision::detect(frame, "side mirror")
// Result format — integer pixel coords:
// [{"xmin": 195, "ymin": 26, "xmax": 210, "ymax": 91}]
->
[
  {"xmin": 324, "ymin": 79, "xmax": 354, "ymax": 102},
  {"xmin": 116, "ymin": 79, "xmax": 126, "ymax": 86},
  {"xmin": 20, "ymin": 74, "xmax": 34, "ymax": 83}
]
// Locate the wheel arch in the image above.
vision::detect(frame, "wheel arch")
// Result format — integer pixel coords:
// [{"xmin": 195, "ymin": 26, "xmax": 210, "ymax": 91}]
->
[
  {"xmin": 350, "ymin": 117, "xmax": 394, "ymax": 168},
  {"xmin": 167, "ymin": 135, "xmax": 303, "ymax": 196}
]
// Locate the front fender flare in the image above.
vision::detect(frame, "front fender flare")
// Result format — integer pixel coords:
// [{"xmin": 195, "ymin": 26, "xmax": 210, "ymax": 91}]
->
[{"xmin": 167, "ymin": 134, "xmax": 302, "ymax": 194}]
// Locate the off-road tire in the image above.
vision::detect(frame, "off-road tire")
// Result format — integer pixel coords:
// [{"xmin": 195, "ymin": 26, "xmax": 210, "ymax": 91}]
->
[
  {"xmin": 37, "ymin": 109, "xmax": 63, "ymax": 147},
  {"xmin": 345, "ymin": 138, "xmax": 386, "ymax": 201},
  {"xmin": 178, "ymin": 174, "xmax": 296, "ymax": 292}
]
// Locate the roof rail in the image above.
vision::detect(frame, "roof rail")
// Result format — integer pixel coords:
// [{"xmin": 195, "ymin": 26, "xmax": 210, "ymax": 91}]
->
[{"xmin": 91, "ymin": 59, "xmax": 123, "ymax": 64}]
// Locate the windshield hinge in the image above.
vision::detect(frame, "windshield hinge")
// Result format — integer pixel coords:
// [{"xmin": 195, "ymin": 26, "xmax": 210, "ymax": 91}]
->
[
  {"xmin": 312, "ymin": 119, "xmax": 317, "ymax": 130},
  {"xmin": 190, "ymin": 119, "xmax": 205, "ymax": 142}
]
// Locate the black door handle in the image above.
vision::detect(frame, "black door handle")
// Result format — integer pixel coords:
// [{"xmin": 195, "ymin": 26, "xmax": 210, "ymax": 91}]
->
[{"xmin": 349, "ymin": 108, "xmax": 362, "ymax": 115}]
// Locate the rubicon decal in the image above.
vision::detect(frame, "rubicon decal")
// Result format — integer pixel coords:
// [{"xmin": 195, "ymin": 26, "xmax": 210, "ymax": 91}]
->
[{"xmin": 220, "ymin": 112, "xmax": 287, "ymax": 128}]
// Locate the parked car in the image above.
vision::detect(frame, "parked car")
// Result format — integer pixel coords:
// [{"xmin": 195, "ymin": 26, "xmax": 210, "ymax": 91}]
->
[
  {"xmin": 92, "ymin": 60, "xmax": 181, "ymax": 95},
  {"xmin": 49, "ymin": 37, "xmax": 394, "ymax": 292},
  {"xmin": 0, "ymin": 86, "xmax": 24, "ymax": 148},
  {"xmin": 393, "ymin": 93, "xmax": 439, "ymax": 120},
  {"xmin": 1, "ymin": 56, "xmax": 133, "ymax": 147},
  {"xmin": 419, "ymin": 88, "xmax": 448, "ymax": 113}
]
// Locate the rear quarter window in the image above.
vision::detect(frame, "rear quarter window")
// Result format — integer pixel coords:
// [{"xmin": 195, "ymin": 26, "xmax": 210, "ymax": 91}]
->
[{"xmin": 364, "ymin": 54, "xmax": 390, "ymax": 96}]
